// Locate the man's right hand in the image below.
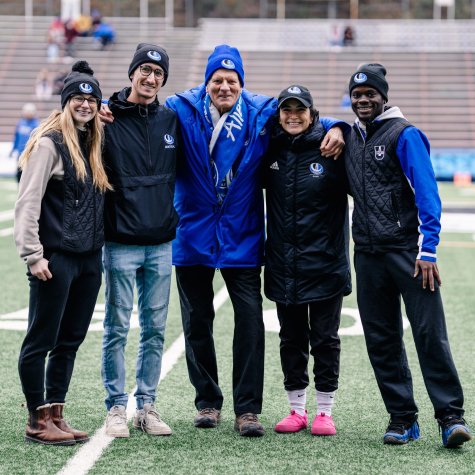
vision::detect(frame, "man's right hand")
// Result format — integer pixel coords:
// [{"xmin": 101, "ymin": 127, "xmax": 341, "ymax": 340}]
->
[
  {"xmin": 30, "ymin": 258, "xmax": 52, "ymax": 281},
  {"xmin": 99, "ymin": 103, "xmax": 114, "ymax": 124}
]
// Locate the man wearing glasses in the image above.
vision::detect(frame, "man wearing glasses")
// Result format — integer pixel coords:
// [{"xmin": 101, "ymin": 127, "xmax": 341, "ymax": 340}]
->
[{"xmin": 100, "ymin": 44, "xmax": 179, "ymax": 438}]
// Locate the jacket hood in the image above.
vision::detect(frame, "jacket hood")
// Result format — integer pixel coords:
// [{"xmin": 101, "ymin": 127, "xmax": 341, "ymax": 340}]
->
[
  {"xmin": 109, "ymin": 87, "xmax": 160, "ymax": 115},
  {"xmin": 355, "ymin": 105, "xmax": 405, "ymax": 128}
]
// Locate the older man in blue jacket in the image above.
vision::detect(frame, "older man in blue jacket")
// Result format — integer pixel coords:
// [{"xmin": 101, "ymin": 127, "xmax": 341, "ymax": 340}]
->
[{"xmin": 165, "ymin": 45, "xmax": 346, "ymax": 437}]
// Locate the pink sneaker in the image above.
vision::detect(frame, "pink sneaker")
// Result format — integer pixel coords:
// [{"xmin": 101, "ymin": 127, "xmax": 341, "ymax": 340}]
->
[
  {"xmin": 311, "ymin": 413, "xmax": 336, "ymax": 436},
  {"xmin": 275, "ymin": 410, "xmax": 308, "ymax": 433}
]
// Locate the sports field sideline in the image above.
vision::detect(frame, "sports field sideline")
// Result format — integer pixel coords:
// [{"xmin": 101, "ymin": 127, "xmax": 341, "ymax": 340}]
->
[{"xmin": 0, "ymin": 177, "xmax": 474, "ymax": 474}]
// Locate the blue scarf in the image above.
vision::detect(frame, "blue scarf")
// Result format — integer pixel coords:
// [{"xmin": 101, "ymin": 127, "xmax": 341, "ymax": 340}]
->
[{"xmin": 202, "ymin": 94, "xmax": 248, "ymax": 199}]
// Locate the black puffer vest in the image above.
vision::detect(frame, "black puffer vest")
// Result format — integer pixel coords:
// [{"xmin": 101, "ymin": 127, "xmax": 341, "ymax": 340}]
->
[
  {"xmin": 38, "ymin": 130, "xmax": 105, "ymax": 253},
  {"xmin": 263, "ymin": 119, "xmax": 351, "ymax": 306},
  {"xmin": 345, "ymin": 117, "xmax": 420, "ymax": 253}
]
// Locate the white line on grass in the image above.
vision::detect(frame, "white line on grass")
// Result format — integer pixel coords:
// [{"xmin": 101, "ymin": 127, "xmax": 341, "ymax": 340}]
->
[
  {"xmin": 0, "ymin": 227, "xmax": 13, "ymax": 237},
  {"xmin": 0, "ymin": 209, "xmax": 14, "ymax": 222},
  {"xmin": 56, "ymin": 283, "xmax": 230, "ymax": 475}
]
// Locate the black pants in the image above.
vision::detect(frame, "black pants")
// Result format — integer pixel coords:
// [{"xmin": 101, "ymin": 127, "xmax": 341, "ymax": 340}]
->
[
  {"xmin": 355, "ymin": 250, "xmax": 464, "ymax": 418},
  {"xmin": 176, "ymin": 265, "xmax": 264, "ymax": 414},
  {"xmin": 276, "ymin": 293, "xmax": 343, "ymax": 393},
  {"xmin": 18, "ymin": 250, "xmax": 102, "ymax": 409}
]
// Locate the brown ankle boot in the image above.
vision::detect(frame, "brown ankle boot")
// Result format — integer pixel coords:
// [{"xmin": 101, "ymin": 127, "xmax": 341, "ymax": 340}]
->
[
  {"xmin": 25, "ymin": 404, "xmax": 76, "ymax": 445},
  {"xmin": 50, "ymin": 403, "xmax": 89, "ymax": 443}
]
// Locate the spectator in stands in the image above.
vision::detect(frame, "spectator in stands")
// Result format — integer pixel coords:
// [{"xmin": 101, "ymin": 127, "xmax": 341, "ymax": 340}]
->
[
  {"xmin": 35, "ymin": 69, "xmax": 53, "ymax": 101},
  {"xmin": 92, "ymin": 22, "xmax": 116, "ymax": 50},
  {"xmin": 53, "ymin": 69, "xmax": 68, "ymax": 95},
  {"xmin": 345, "ymin": 63, "xmax": 472, "ymax": 448},
  {"xmin": 343, "ymin": 26, "xmax": 354, "ymax": 46},
  {"xmin": 262, "ymin": 85, "xmax": 350, "ymax": 437},
  {"xmin": 75, "ymin": 14, "xmax": 93, "ymax": 37},
  {"xmin": 64, "ymin": 19, "xmax": 78, "ymax": 59},
  {"xmin": 99, "ymin": 44, "xmax": 178, "ymax": 439},
  {"xmin": 14, "ymin": 61, "xmax": 110, "ymax": 446},
  {"xmin": 10, "ymin": 103, "xmax": 40, "ymax": 182},
  {"xmin": 46, "ymin": 17, "xmax": 63, "ymax": 63},
  {"xmin": 91, "ymin": 9, "xmax": 102, "ymax": 30},
  {"xmin": 340, "ymin": 91, "xmax": 351, "ymax": 110}
]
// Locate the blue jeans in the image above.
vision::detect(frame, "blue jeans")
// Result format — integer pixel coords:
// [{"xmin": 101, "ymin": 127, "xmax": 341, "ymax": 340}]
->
[{"xmin": 101, "ymin": 241, "xmax": 172, "ymax": 410}]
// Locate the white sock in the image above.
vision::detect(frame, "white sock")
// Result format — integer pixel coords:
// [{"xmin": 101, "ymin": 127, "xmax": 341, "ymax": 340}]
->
[
  {"xmin": 287, "ymin": 389, "xmax": 306, "ymax": 417},
  {"xmin": 316, "ymin": 390, "xmax": 335, "ymax": 416}
]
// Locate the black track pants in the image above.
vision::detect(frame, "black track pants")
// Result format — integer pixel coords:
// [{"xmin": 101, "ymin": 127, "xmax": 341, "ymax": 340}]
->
[
  {"xmin": 176, "ymin": 265, "xmax": 264, "ymax": 414},
  {"xmin": 18, "ymin": 250, "xmax": 102, "ymax": 409},
  {"xmin": 354, "ymin": 250, "xmax": 464, "ymax": 417},
  {"xmin": 276, "ymin": 293, "xmax": 343, "ymax": 393}
]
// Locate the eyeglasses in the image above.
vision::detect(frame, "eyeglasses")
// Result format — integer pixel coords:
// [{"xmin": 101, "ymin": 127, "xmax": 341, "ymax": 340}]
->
[
  {"xmin": 71, "ymin": 95, "xmax": 98, "ymax": 107},
  {"xmin": 139, "ymin": 65, "xmax": 165, "ymax": 79}
]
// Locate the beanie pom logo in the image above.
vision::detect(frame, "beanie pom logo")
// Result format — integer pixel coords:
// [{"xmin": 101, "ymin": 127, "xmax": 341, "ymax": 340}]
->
[
  {"xmin": 221, "ymin": 59, "xmax": 235, "ymax": 69},
  {"xmin": 79, "ymin": 83, "xmax": 93, "ymax": 93},
  {"xmin": 354, "ymin": 73, "xmax": 367, "ymax": 83},
  {"xmin": 287, "ymin": 86, "xmax": 301, "ymax": 94},
  {"xmin": 147, "ymin": 51, "xmax": 162, "ymax": 61}
]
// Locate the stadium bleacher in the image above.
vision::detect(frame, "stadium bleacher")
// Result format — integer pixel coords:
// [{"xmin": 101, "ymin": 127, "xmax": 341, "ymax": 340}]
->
[{"xmin": 1, "ymin": 16, "xmax": 474, "ymax": 151}]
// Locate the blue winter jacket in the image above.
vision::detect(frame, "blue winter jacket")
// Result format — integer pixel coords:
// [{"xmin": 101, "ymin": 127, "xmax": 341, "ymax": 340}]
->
[
  {"xmin": 166, "ymin": 85, "xmax": 347, "ymax": 268},
  {"xmin": 12, "ymin": 117, "xmax": 39, "ymax": 156}
]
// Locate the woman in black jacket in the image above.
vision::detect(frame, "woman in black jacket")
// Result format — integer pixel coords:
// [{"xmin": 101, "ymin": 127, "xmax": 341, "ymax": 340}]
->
[
  {"xmin": 263, "ymin": 85, "xmax": 350, "ymax": 436},
  {"xmin": 14, "ymin": 62, "xmax": 111, "ymax": 445}
]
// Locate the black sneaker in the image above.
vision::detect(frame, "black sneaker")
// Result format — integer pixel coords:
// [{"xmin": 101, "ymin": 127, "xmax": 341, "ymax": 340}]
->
[
  {"xmin": 194, "ymin": 408, "xmax": 222, "ymax": 428},
  {"xmin": 383, "ymin": 414, "xmax": 420, "ymax": 445},
  {"xmin": 437, "ymin": 414, "xmax": 472, "ymax": 448}
]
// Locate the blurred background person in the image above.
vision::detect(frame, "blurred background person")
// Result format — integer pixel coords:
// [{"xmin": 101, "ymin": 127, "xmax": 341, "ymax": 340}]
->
[
  {"xmin": 75, "ymin": 13, "xmax": 93, "ymax": 37},
  {"xmin": 35, "ymin": 69, "xmax": 53, "ymax": 100},
  {"xmin": 53, "ymin": 69, "xmax": 68, "ymax": 95},
  {"xmin": 92, "ymin": 22, "xmax": 116, "ymax": 50},
  {"xmin": 343, "ymin": 26, "xmax": 354, "ymax": 46},
  {"xmin": 10, "ymin": 104, "xmax": 40, "ymax": 182},
  {"xmin": 64, "ymin": 19, "xmax": 78, "ymax": 59}
]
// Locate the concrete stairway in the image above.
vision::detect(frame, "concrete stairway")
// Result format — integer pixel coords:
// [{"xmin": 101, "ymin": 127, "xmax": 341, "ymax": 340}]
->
[{"xmin": 0, "ymin": 16, "xmax": 197, "ymax": 142}]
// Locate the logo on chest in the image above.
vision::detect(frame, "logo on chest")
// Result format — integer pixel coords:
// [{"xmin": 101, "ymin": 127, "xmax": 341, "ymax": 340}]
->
[
  {"xmin": 164, "ymin": 134, "xmax": 175, "ymax": 148},
  {"xmin": 374, "ymin": 145, "xmax": 385, "ymax": 160},
  {"xmin": 309, "ymin": 163, "xmax": 324, "ymax": 177}
]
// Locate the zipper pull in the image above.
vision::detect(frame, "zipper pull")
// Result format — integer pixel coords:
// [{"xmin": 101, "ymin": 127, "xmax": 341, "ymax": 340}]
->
[
  {"xmin": 397, "ymin": 220, "xmax": 401, "ymax": 228},
  {"xmin": 75, "ymin": 200, "xmax": 79, "ymax": 207}
]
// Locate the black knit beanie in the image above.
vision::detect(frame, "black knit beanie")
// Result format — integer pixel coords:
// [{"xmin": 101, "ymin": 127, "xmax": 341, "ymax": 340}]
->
[
  {"xmin": 61, "ymin": 61, "xmax": 102, "ymax": 110},
  {"xmin": 128, "ymin": 43, "xmax": 169, "ymax": 86},
  {"xmin": 349, "ymin": 63, "xmax": 388, "ymax": 101}
]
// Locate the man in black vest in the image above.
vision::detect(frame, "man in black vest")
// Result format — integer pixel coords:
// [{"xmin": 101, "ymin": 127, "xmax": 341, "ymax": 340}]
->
[
  {"xmin": 100, "ymin": 44, "xmax": 179, "ymax": 438},
  {"xmin": 344, "ymin": 64, "xmax": 471, "ymax": 448}
]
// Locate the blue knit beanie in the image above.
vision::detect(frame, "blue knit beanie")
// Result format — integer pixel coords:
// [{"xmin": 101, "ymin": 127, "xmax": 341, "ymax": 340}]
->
[{"xmin": 205, "ymin": 45, "xmax": 244, "ymax": 86}]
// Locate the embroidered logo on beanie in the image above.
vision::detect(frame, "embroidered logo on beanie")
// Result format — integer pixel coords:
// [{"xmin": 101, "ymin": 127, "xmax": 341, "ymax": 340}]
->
[
  {"xmin": 79, "ymin": 83, "xmax": 93, "ymax": 93},
  {"xmin": 147, "ymin": 51, "xmax": 162, "ymax": 61},
  {"xmin": 287, "ymin": 86, "xmax": 301, "ymax": 94},
  {"xmin": 354, "ymin": 73, "xmax": 367, "ymax": 83},
  {"xmin": 221, "ymin": 59, "xmax": 235, "ymax": 69}
]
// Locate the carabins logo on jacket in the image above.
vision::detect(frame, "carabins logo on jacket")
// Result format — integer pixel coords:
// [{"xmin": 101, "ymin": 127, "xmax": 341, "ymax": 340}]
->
[
  {"xmin": 374, "ymin": 145, "xmax": 385, "ymax": 160},
  {"xmin": 164, "ymin": 134, "xmax": 175, "ymax": 148},
  {"xmin": 310, "ymin": 163, "xmax": 324, "ymax": 177}
]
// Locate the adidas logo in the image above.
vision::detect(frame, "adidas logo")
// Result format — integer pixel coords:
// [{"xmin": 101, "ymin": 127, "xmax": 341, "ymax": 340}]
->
[{"xmin": 270, "ymin": 161, "xmax": 279, "ymax": 170}]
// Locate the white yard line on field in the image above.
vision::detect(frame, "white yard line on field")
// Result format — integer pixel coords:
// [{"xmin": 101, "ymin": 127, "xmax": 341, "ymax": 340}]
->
[
  {"xmin": 0, "ymin": 209, "xmax": 14, "ymax": 222},
  {"xmin": 56, "ymin": 284, "xmax": 230, "ymax": 475},
  {"xmin": 0, "ymin": 227, "xmax": 13, "ymax": 236}
]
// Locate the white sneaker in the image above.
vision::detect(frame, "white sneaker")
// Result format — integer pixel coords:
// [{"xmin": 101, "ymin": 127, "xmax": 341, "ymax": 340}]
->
[
  {"xmin": 105, "ymin": 405, "xmax": 130, "ymax": 438},
  {"xmin": 133, "ymin": 403, "xmax": 172, "ymax": 436}
]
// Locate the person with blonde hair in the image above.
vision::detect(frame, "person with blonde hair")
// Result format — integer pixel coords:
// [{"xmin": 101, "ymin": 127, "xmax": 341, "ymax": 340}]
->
[{"xmin": 14, "ymin": 61, "xmax": 111, "ymax": 446}]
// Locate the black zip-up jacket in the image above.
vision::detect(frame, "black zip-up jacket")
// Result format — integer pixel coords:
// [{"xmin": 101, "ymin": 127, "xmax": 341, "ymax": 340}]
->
[
  {"xmin": 344, "ymin": 117, "xmax": 420, "ymax": 253},
  {"xmin": 103, "ymin": 88, "xmax": 179, "ymax": 245},
  {"xmin": 263, "ymin": 119, "xmax": 351, "ymax": 306},
  {"xmin": 39, "ymin": 130, "xmax": 104, "ymax": 254}
]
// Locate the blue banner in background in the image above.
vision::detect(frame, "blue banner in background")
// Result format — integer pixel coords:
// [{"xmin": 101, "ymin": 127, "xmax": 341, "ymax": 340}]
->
[{"xmin": 431, "ymin": 149, "xmax": 475, "ymax": 181}]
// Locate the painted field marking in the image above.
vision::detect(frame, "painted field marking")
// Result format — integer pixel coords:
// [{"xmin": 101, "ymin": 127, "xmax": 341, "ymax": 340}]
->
[
  {"xmin": 0, "ymin": 227, "xmax": 13, "ymax": 237},
  {"xmin": 56, "ymin": 284, "xmax": 230, "ymax": 475},
  {"xmin": 0, "ymin": 209, "xmax": 14, "ymax": 222}
]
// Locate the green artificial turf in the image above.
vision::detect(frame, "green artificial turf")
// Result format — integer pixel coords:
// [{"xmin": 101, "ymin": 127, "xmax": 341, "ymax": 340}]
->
[{"xmin": 0, "ymin": 177, "xmax": 474, "ymax": 475}]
